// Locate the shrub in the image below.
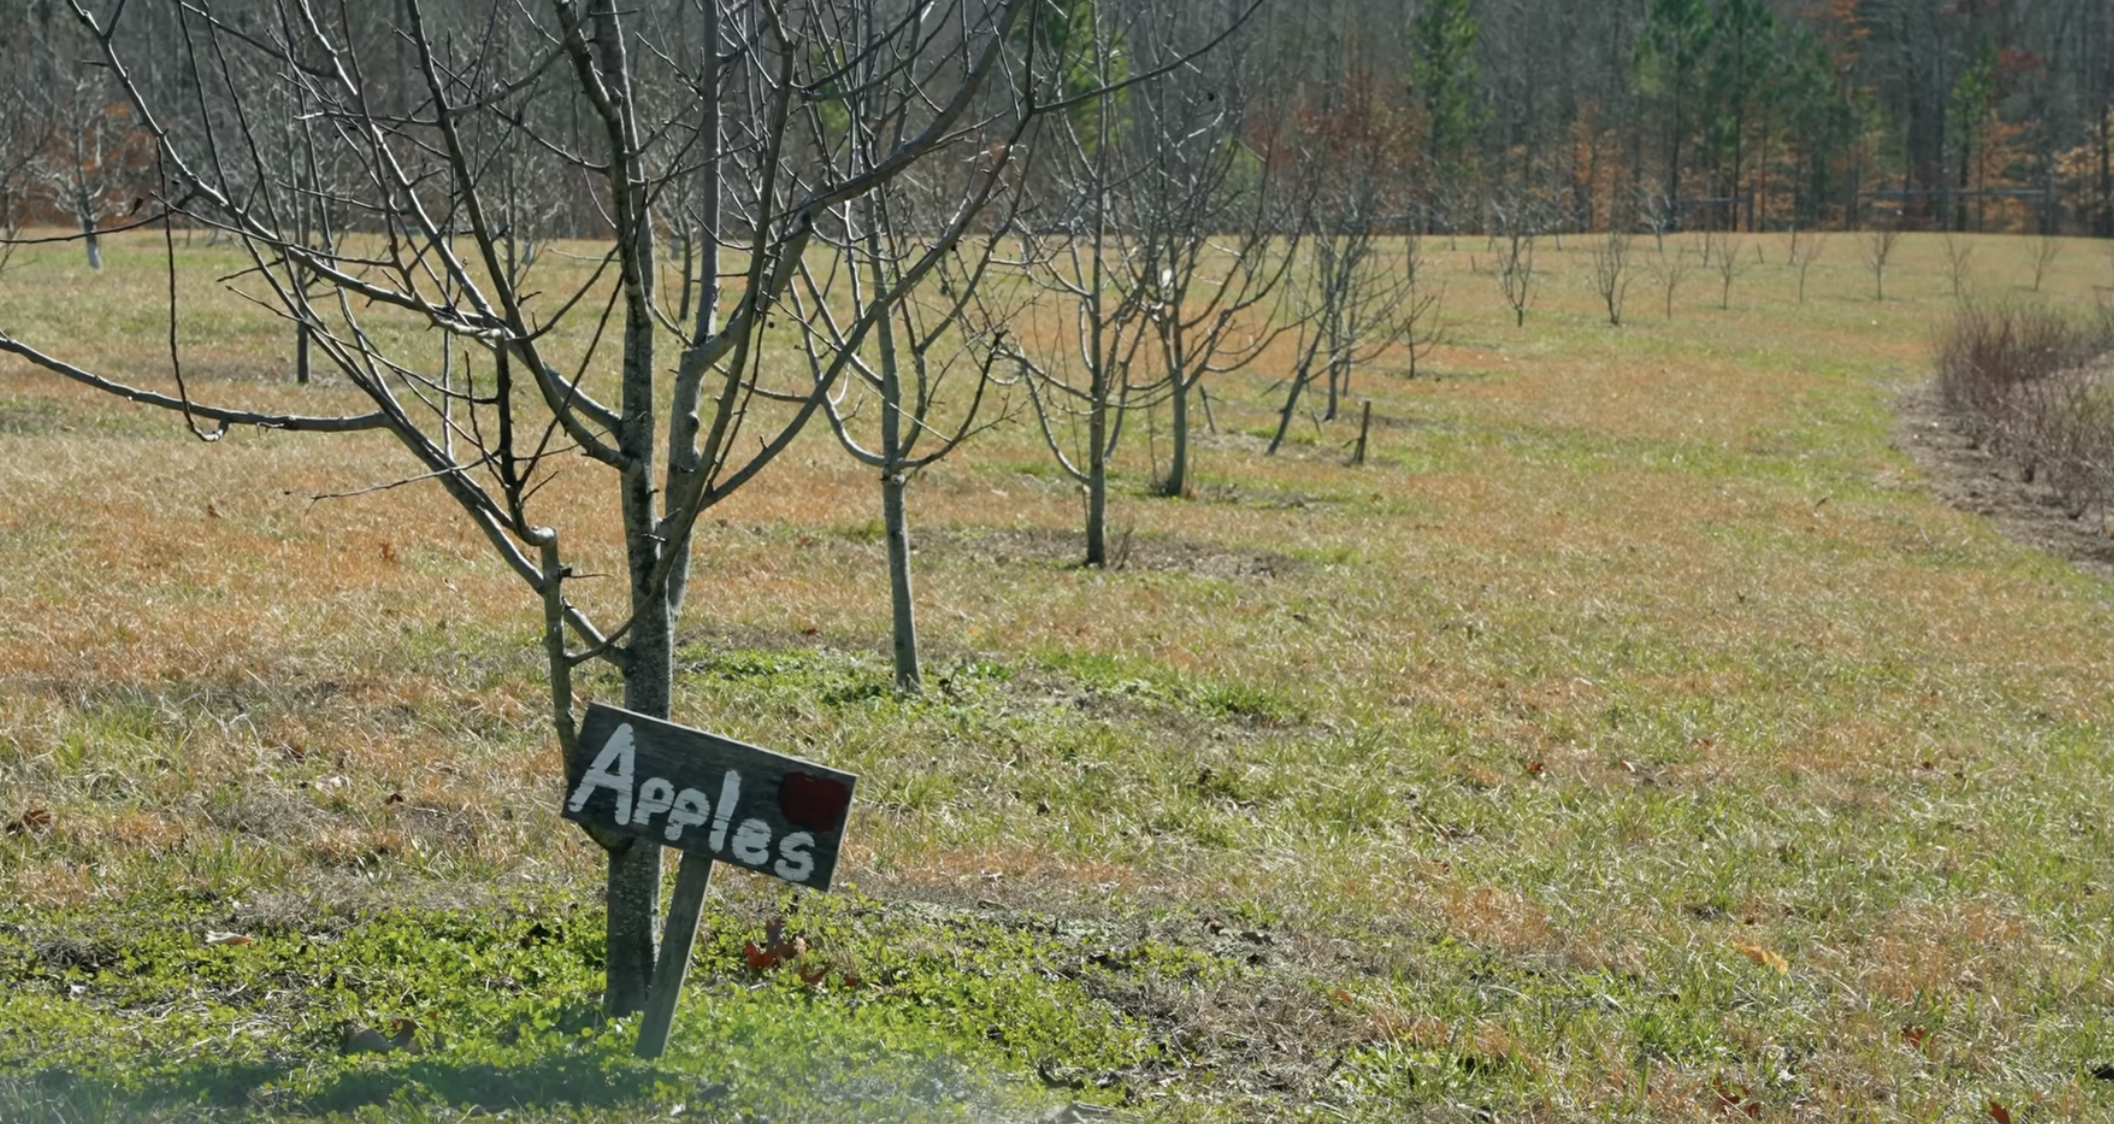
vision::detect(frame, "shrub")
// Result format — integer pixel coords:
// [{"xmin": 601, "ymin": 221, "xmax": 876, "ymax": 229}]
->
[{"xmin": 1936, "ymin": 303, "xmax": 2114, "ymax": 518}]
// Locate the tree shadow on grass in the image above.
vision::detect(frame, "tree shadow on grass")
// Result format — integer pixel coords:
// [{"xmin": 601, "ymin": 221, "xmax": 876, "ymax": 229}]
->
[
  {"xmin": 2, "ymin": 1049, "xmax": 662, "ymax": 1122},
  {"xmin": 3, "ymin": 1063, "xmax": 289, "ymax": 1123},
  {"xmin": 300, "ymin": 1051, "xmax": 661, "ymax": 1115}
]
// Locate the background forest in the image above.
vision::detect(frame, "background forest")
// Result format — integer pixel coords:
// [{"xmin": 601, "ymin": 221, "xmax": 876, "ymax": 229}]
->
[{"xmin": 5, "ymin": 0, "xmax": 2114, "ymax": 244}]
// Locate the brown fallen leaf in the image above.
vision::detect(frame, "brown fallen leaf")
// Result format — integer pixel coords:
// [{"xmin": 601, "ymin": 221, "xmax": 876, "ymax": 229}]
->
[
  {"xmin": 6, "ymin": 808, "xmax": 54, "ymax": 835},
  {"xmin": 743, "ymin": 940, "xmax": 782, "ymax": 971},
  {"xmin": 1987, "ymin": 1099, "xmax": 2011, "ymax": 1124},
  {"xmin": 1732, "ymin": 943, "xmax": 1788, "ymax": 973},
  {"xmin": 1902, "ymin": 1025, "xmax": 1930, "ymax": 1051},
  {"xmin": 745, "ymin": 918, "xmax": 806, "ymax": 972},
  {"xmin": 1712, "ymin": 1078, "xmax": 1759, "ymax": 1118},
  {"xmin": 205, "ymin": 931, "xmax": 254, "ymax": 947}
]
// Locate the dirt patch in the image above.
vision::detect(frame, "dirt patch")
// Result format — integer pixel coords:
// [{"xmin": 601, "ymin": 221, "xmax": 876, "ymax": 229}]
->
[
  {"xmin": 1893, "ymin": 379, "xmax": 2114, "ymax": 581},
  {"xmin": 925, "ymin": 525, "xmax": 1299, "ymax": 579}
]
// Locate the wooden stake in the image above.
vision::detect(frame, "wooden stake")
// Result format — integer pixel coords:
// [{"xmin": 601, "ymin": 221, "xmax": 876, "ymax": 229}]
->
[
  {"xmin": 1199, "ymin": 383, "xmax": 1218, "ymax": 435},
  {"xmin": 1351, "ymin": 400, "xmax": 1372, "ymax": 466},
  {"xmin": 634, "ymin": 853, "xmax": 714, "ymax": 1059}
]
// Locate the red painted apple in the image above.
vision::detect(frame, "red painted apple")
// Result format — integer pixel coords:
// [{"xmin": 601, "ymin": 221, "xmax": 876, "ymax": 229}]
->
[{"xmin": 778, "ymin": 772, "xmax": 851, "ymax": 831}]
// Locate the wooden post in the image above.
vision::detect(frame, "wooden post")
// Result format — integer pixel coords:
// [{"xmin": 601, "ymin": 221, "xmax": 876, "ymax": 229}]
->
[
  {"xmin": 1350, "ymin": 400, "xmax": 1372, "ymax": 466},
  {"xmin": 634, "ymin": 853, "xmax": 715, "ymax": 1059},
  {"xmin": 1199, "ymin": 383, "xmax": 1218, "ymax": 435}
]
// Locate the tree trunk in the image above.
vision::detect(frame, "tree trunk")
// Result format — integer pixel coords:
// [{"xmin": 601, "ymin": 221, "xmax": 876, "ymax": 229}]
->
[
  {"xmin": 295, "ymin": 320, "xmax": 312, "ymax": 385},
  {"xmin": 1162, "ymin": 371, "xmax": 1190, "ymax": 498},
  {"xmin": 1323, "ymin": 330, "xmax": 1340, "ymax": 421},
  {"xmin": 883, "ymin": 470, "xmax": 919, "ymax": 690},
  {"xmin": 77, "ymin": 188, "xmax": 100, "ymax": 272},
  {"xmin": 1085, "ymin": 389, "xmax": 1108, "ymax": 566},
  {"xmin": 598, "ymin": 0, "xmax": 665, "ymax": 1019},
  {"xmin": 1269, "ymin": 368, "xmax": 1308, "ymax": 455},
  {"xmin": 605, "ymin": 573, "xmax": 670, "ymax": 1017}
]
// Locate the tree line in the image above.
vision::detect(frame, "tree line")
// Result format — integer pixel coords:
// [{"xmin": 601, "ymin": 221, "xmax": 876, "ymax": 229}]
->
[{"xmin": 8, "ymin": 0, "xmax": 2114, "ymax": 251}]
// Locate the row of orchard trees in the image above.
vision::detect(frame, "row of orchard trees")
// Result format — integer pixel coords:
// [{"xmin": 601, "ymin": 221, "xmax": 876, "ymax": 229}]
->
[{"xmin": 0, "ymin": 0, "xmax": 1426, "ymax": 1021}]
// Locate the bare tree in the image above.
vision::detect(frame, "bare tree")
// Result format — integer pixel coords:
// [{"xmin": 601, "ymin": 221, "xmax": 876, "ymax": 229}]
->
[
  {"xmin": 1259, "ymin": 65, "xmax": 1416, "ymax": 445},
  {"xmin": 2030, "ymin": 234, "xmax": 2062, "ymax": 293},
  {"xmin": 0, "ymin": 92, "xmax": 39, "ymax": 276},
  {"xmin": 998, "ymin": 0, "xmax": 1263, "ymax": 563},
  {"xmin": 1709, "ymin": 231, "xmax": 1747, "ymax": 309},
  {"xmin": 790, "ymin": 52, "xmax": 1025, "ymax": 692},
  {"xmin": 1494, "ymin": 221, "xmax": 1537, "ymax": 328},
  {"xmin": 1786, "ymin": 226, "xmax": 1826, "ymax": 305},
  {"xmin": 1131, "ymin": 45, "xmax": 1301, "ymax": 499},
  {"xmin": 28, "ymin": 14, "xmax": 149, "ymax": 271},
  {"xmin": 1863, "ymin": 223, "xmax": 1902, "ymax": 301},
  {"xmin": 1646, "ymin": 238, "xmax": 1693, "ymax": 319},
  {"xmin": 1396, "ymin": 232, "xmax": 1445, "ymax": 379},
  {"xmin": 0, "ymin": 0, "xmax": 1044, "ymax": 1020},
  {"xmin": 1589, "ymin": 227, "xmax": 1635, "ymax": 326},
  {"xmin": 1001, "ymin": 38, "xmax": 1148, "ymax": 569},
  {"xmin": 1941, "ymin": 232, "xmax": 1977, "ymax": 302}
]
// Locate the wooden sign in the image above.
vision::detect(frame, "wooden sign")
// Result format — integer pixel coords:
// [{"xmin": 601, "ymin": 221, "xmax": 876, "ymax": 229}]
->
[
  {"xmin": 560, "ymin": 703, "xmax": 858, "ymax": 1059},
  {"xmin": 563, "ymin": 703, "xmax": 857, "ymax": 890}
]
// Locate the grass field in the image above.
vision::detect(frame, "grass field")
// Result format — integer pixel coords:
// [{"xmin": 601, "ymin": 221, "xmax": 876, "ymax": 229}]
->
[{"xmin": 3, "ymin": 228, "xmax": 2114, "ymax": 1122}]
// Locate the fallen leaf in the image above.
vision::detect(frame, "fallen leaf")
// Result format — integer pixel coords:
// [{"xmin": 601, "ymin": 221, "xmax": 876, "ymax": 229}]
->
[
  {"xmin": 1525, "ymin": 760, "xmax": 1545, "ymax": 776},
  {"xmin": 1330, "ymin": 988, "xmax": 1355, "ymax": 1004},
  {"xmin": 383, "ymin": 793, "xmax": 405, "ymax": 806},
  {"xmin": 1902, "ymin": 1025, "xmax": 1929, "ymax": 1051},
  {"xmin": 205, "ymin": 931, "xmax": 253, "ymax": 947},
  {"xmin": 838, "ymin": 971, "xmax": 862, "ymax": 989},
  {"xmin": 745, "ymin": 919, "xmax": 805, "ymax": 972},
  {"xmin": 6, "ymin": 808, "xmax": 54, "ymax": 835},
  {"xmin": 800, "ymin": 626, "xmax": 821, "ymax": 637},
  {"xmin": 1732, "ymin": 943, "xmax": 1789, "ymax": 973},
  {"xmin": 380, "ymin": 541, "xmax": 398, "ymax": 564},
  {"xmin": 205, "ymin": 502, "xmax": 221, "ymax": 519},
  {"xmin": 1987, "ymin": 1099, "xmax": 2011, "ymax": 1124},
  {"xmin": 1712, "ymin": 1078, "xmax": 1759, "ymax": 1118},
  {"xmin": 743, "ymin": 940, "xmax": 782, "ymax": 971}
]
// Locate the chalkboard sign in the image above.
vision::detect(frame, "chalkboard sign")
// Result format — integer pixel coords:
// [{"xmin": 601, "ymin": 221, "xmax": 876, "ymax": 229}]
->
[{"xmin": 562, "ymin": 703, "xmax": 857, "ymax": 891}]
